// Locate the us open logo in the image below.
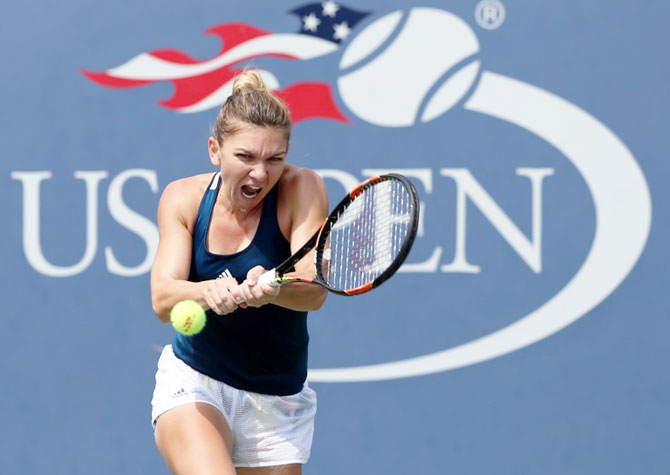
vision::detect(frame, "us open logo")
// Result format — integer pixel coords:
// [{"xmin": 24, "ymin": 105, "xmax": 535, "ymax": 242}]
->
[
  {"xmin": 311, "ymin": 7, "xmax": 651, "ymax": 382},
  {"xmin": 15, "ymin": 3, "xmax": 651, "ymax": 380}
]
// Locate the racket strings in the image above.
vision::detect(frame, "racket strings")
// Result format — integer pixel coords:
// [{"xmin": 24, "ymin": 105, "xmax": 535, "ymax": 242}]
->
[{"xmin": 323, "ymin": 179, "xmax": 413, "ymax": 291}]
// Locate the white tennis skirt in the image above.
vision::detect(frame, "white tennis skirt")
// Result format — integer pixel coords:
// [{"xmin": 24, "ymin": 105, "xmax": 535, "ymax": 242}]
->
[{"xmin": 151, "ymin": 345, "xmax": 317, "ymax": 468}]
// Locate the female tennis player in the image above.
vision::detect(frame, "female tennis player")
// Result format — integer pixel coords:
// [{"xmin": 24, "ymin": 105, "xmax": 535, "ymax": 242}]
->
[{"xmin": 150, "ymin": 70, "xmax": 328, "ymax": 475}]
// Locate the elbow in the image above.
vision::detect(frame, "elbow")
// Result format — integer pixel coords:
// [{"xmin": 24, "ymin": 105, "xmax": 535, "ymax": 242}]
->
[
  {"xmin": 275, "ymin": 285, "xmax": 328, "ymax": 311},
  {"xmin": 311, "ymin": 288, "xmax": 328, "ymax": 311},
  {"xmin": 151, "ymin": 291, "xmax": 171, "ymax": 324},
  {"xmin": 153, "ymin": 306, "xmax": 170, "ymax": 324}
]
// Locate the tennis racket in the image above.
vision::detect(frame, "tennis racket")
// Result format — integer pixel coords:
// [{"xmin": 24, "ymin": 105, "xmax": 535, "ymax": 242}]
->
[{"xmin": 242, "ymin": 173, "xmax": 419, "ymax": 296}]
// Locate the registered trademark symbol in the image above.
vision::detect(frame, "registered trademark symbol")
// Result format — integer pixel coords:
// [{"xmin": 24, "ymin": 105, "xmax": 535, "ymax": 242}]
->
[{"xmin": 475, "ymin": 0, "xmax": 506, "ymax": 30}]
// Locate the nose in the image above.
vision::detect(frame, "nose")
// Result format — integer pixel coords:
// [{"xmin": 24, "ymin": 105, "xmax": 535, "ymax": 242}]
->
[{"xmin": 248, "ymin": 162, "xmax": 268, "ymax": 182}]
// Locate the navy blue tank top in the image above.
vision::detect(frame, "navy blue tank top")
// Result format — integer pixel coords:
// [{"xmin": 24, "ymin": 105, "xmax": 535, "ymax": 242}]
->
[{"xmin": 172, "ymin": 173, "xmax": 309, "ymax": 396}]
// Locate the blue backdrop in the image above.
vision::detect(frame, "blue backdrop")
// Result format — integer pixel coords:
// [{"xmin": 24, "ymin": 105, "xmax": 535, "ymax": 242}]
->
[{"xmin": 3, "ymin": 1, "xmax": 668, "ymax": 473}]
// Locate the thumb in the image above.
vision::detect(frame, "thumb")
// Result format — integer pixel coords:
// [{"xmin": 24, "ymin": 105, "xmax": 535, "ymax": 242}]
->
[{"xmin": 246, "ymin": 265, "xmax": 266, "ymax": 286}]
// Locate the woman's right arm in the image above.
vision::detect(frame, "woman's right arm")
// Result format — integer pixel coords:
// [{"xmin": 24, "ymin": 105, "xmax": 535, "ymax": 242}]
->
[
  {"xmin": 151, "ymin": 179, "xmax": 207, "ymax": 323},
  {"xmin": 150, "ymin": 179, "xmax": 239, "ymax": 323}
]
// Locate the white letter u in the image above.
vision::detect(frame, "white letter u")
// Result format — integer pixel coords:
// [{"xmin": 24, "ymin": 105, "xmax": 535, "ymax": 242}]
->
[{"xmin": 11, "ymin": 170, "xmax": 108, "ymax": 277}]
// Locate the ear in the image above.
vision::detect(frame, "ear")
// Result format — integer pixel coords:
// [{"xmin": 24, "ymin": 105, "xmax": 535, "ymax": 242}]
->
[{"xmin": 208, "ymin": 137, "xmax": 221, "ymax": 166}]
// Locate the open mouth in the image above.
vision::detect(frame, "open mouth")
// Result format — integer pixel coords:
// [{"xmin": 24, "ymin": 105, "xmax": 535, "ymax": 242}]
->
[{"xmin": 241, "ymin": 184, "xmax": 262, "ymax": 199}]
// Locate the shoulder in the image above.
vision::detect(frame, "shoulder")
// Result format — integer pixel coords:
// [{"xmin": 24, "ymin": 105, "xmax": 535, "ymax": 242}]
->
[
  {"xmin": 159, "ymin": 173, "xmax": 212, "ymax": 209},
  {"xmin": 276, "ymin": 165, "xmax": 328, "ymax": 236},
  {"xmin": 158, "ymin": 173, "xmax": 215, "ymax": 230},
  {"xmin": 279, "ymin": 165, "xmax": 326, "ymax": 198}
]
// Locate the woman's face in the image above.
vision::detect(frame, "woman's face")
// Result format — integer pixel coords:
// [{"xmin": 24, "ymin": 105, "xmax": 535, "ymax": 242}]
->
[{"xmin": 209, "ymin": 123, "xmax": 289, "ymax": 212}]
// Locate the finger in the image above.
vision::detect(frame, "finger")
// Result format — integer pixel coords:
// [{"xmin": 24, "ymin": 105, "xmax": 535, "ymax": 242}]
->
[
  {"xmin": 204, "ymin": 289, "xmax": 223, "ymax": 316},
  {"xmin": 212, "ymin": 280, "xmax": 241, "ymax": 314},
  {"xmin": 214, "ymin": 278, "xmax": 231, "ymax": 295},
  {"xmin": 221, "ymin": 299, "xmax": 238, "ymax": 314},
  {"xmin": 220, "ymin": 276, "xmax": 238, "ymax": 286},
  {"xmin": 245, "ymin": 266, "xmax": 266, "ymax": 286},
  {"xmin": 216, "ymin": 292, "xmax": 236, "ymax": 314},
  {"xmin": 260, "ymin": 282, "xmax": 280, "ymax": 299},
  {"xmin": 247, "ymin": 286, "xmax": 274, "ymax": 308},
  {"xmin": 236, "ymin": 282, "xmax": 264, "ymax": 308},
  {"xmin": 211, "ymin": 283, "xmax": 232, "ymax": 313},
  {"xmin": 254, "ymin": 279, "xmax": 278, "ymax": 297},
  {"xmin": 215, "ymin": 282, "xmax": 238, "ymax": 310},
  {"xmin": 239, "ymin": 282, "xmax": 257, "ymax": 304},
  {"xmin": 243, "ymin": 280, "xmax": 264, "ymax": 301},
  {"xmin": 229, "ymin": 285, "xmax": 245, "ymax": 305}
]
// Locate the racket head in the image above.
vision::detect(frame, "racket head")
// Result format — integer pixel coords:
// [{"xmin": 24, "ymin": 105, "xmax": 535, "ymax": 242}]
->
[{"xmin": 313, "ymin": 174, "xmax": 419, "ymax": 295}]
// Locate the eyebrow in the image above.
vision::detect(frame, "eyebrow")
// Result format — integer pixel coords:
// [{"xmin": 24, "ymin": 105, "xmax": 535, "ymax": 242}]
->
[{"xmin": 234, "ymin": 147, "xmax": 287, "ymax": 157}]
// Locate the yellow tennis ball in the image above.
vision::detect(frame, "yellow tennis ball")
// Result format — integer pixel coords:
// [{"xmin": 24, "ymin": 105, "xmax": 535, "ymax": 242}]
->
[{"xmin": 170, "ymin": 300, "xmax": 206, "ymax": 336}]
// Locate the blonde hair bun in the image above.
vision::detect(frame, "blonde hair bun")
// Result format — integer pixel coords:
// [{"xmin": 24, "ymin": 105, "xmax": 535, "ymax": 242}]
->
[
  {"xmin": 212, "ymin": 69, "xmax": 292, "ymax": 142},
  {"xmin": 232, "ymin": 70, "xmax": 269, "ymax": 95}
]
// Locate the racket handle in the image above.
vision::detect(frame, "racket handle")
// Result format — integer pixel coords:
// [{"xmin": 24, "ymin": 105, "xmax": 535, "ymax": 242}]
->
[
  {"xmin": 257, "ymin": 268, "xmax": 279, "ymax": 287},
  {"xmin": 230, "ymin": 268, "xmax": 279, "ymax": 305}
]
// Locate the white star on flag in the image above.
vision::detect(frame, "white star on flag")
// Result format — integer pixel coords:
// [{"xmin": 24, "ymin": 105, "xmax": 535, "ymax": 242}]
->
[
  {"xmin": 322, "ymin": 1, "xmax": 340, "ymax": 18},
  {"xmin": 303, "ymin": 12, "xmax": 321, "ymax": 32},
  {"xmin": 333, "ymin": 21, "xmax": 351, "ymax": 41}
]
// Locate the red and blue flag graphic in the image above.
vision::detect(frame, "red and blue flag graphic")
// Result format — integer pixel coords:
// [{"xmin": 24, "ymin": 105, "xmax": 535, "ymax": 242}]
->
[{"xmin": 82, "ymin": 2, "xmax": 369, "ymax": 123}]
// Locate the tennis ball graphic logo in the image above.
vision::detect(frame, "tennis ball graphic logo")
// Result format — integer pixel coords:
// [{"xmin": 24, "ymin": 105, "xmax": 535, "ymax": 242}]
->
[{"xmin": 338, "ymin": 8, "xmax": 481, "ymax": 127}]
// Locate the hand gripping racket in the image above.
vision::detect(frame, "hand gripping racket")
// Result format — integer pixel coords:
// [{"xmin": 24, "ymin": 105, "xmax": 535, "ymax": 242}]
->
[{"xmin": 248, "ymin": 173, "xmax": 419, "ymax": 296}]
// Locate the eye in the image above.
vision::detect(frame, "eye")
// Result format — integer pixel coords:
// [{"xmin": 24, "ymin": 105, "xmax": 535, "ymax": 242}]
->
[{"xmin": 270, "ymin": 156, "xmax": 285, "ymax": 162}]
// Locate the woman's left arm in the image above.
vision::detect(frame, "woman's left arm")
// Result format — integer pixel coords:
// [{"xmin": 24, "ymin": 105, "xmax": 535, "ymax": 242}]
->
[{"xmin": 232, "ymin": 168, "xmax": 329, "ymax": 311}]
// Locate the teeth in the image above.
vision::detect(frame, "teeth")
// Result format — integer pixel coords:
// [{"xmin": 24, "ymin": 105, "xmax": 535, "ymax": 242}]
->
[{"xmin": 241, "ymin": 185, "xmax": 261, "ymax": 198}]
